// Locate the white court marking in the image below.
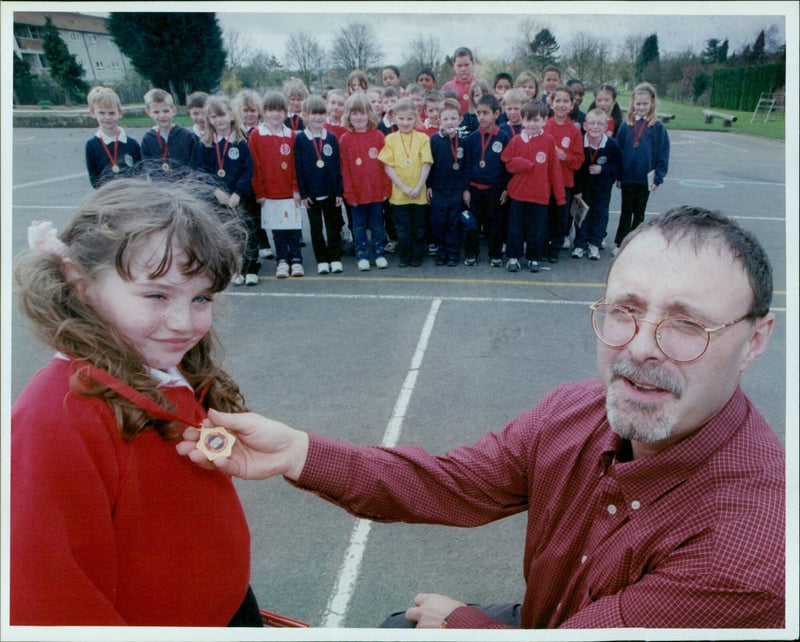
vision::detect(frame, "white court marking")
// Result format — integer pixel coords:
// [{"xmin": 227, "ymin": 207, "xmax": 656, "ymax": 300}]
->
[{"xmin": 13, "ymin": 173, "xmax": 86, "ymax": 190}]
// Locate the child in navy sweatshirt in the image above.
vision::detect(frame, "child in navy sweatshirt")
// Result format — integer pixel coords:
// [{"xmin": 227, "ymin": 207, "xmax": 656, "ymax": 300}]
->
[
  {"xmin": 85, "ymin": 86, "xmax": 141, "ymax": 188},
  {"xmin": 140, "ymin": 88, "xmax": 199, "ymax": 175},
  {"xmin": 613, "ymin": 82, "xmax": 670, "ymax": 252},
  {"xmin": 294, "ymin": 96, "xmax": 345, "ymax": 274}
]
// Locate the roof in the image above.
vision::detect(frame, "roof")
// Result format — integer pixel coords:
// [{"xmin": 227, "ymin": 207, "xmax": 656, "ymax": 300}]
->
[{"xmin": 13, "ymin": 11, "xmax": 109, "ymax": 35}]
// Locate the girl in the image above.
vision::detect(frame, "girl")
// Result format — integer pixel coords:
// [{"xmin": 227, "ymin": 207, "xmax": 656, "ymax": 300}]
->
[
  {"xmin": 367, "ymin": 86, "xmax": 385, "ymax": 120},
  {"xmin": 347, "ymin": 68, "xmax": 369, "ymax": 95},
  {"xmin": 588, "ymin": 84, "xmax": 622, "ymax": 138},
  {"xmin": 566, "ymin": 78, "xmax": 586, "ymax": 128},
  {"xmin": 10, "ymin": 178, "xmax": 261, "ymax": 626},
  {"xmin": 514, "ymin": 70, "xmax": 539, "ymax": 102},
  {"xmin": 543, "ymin": 85, "xmax": 584, "ymax": 259},
  {"xmin": 461, "ymin": 77, "xmax": 491, "ymax": 134},
  {"xmin": 340, "ymin": 93, "xmax": 390, "ymax": 270},
  {"xmin": 200, "ymin": 95, "xmax": 258, "ymax": 285},
  {"xmin": 613, "ymin": 82, "xmax": 670, "ymax": 253}
]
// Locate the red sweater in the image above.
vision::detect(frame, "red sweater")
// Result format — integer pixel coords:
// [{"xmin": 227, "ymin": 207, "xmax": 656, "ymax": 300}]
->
[
  {"xmin": 248, "ymin": 123, "xmax": 298, "ymax": 200},
  {"xmin": 339, "ymin": 128, "xmax": 391, "ymax": 205},
  {"xmin": 10, "ymin": 358, "xmax": 251, "ymax": 626},
  {"xmin": 543, "ymin": 118, "xmax": 584, "ymax": 188},
  {"xmin": 501, "ymin": 131, "xmax": 566, "ymax": 205}
]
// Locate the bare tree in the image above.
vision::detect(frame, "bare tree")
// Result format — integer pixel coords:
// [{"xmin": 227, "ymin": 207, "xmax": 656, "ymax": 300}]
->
[
  {"xmin": 224, "ymin": 27, "xmax": 253, "ymax": 71},
  {"xmin": 615, "ymin": 34, "xmax": 646, "ymax": 87},
  {"xmin": 510, "ymin": 18, "xmax": 540, "ymax": 68},
  {"xmin": 565, "ymin": 32, "xmax": 611, "ymax": 86},
  {"xmin": 403, "ymin": 34, "xmax": 443, "ymax": 74},
  {"xmin": 329, "ymin": 21, "xmax": 382, "ymax": 73},
  {"xmin": 285, "ymin": 31, "xmax": 324, "ymax": 90}
]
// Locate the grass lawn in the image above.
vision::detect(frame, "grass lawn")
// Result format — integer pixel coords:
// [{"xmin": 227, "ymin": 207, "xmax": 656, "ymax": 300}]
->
[{"xmin": 614, "ymin": 90, "xmax": 785, "ymax": 140}]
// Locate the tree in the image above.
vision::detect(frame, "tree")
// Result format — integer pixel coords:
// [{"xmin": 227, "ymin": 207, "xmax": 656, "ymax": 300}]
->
[
  {"xmin": 530, "ymin": 28, "xmax": 560, "ymax": 67},
  {"xmin": 41, "ymin": 17, "xmax": 88, "ymax": 103},
  {"xmin": 224, "ymin": 27, "xmax": 253, "ymax": 72},
  {"xmin": 13, "ymin": 53, "xmax": 37, "ymax": 104},
  {"xmin": 329, "ymin": 21, "xmax": 382, "ymax": 74},
  {"xmin": 107, "ymin": 13, "xmax": 226, "ymax": 104},
  {"xmin": 402, "ymin": 34, "xmax": 443, "ymax": 81},
  {"xmin": 565, "ymin": 33, "xmax": 611, "ymax": 86},
  {"xmin": 285, "ymin": 31, "xmax": 324, "ymax": 91},
  {"xmin": 238, "ymin": 51, "xmax": 288, "ymax": 92},
  {"xmin": 635, "ymin": 33, "xmax": 660, "ymax": 86},
  {"xmin": 692, "ymin": 70, "xmax": 710, "ymax": 103},
  {"xmin": 701, "ymin": 38, "xmax": 728, "ymax": 65},
  {"xmin": 750, "ymin": 29, "xmax": 766, "ymax": 64}
]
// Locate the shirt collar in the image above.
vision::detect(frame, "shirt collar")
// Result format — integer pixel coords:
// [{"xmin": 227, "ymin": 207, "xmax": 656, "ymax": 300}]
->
[
  {"xmin": 54, "ymin": 352, "xmax": 193, "ymax": 390},
  {"xmin": 583, "ymin": 133, "xmax": 608, "ymax": 149},
  {"xmin": 521, "ymin": 129, "xmax": 542, "ymax": 142},
  {"xmin": 304, "ymin": 128, "xmax": 327, "ymax": 140},
  {"xmin": 258, "ymin": 122, "xmax": 292, "ymax": 137},
  {"xmin": 96, "ymin": 127, "xmax": 128, "ymax": 145}
]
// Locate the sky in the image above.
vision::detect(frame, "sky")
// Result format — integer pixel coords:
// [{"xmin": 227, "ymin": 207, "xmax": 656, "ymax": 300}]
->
[{"xmin": 215, "ymin": 1, "xmax": 789, "ymax": 69}]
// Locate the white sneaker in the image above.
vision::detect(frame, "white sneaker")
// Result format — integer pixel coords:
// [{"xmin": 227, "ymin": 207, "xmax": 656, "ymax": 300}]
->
[
  {"xmin": 375, "ymin": 256, "xmax": 388, "ymax": 269},
  {"xmin": 245, "ymin": 273, "xmax": 259, "ymax": 285},
  {"xmin": 275, "ymin": 262, "xmax": 290, "ymax": 279},
  {"xmin": 611, "ymin": 246, "xmax": 620, "ymax": 257},
  {"xmin": 384, "ymin": 240, "xmax": 397, "ymax": 253},
  {"xmin": 588, "ymin": 244, "xmax": 600, "ymax": 261},
  {"xmin": 506, "ymin": 258, "xmax": 521, "ymax": 272},
  {"xmin": 562, "ymin": 237, "xmax": 571, "ymax": 250},
  {"xmin": 317, "ymin": 262, "xmax": 330, "ymax": 274},
  {"xmin": 600, "ymin": 239, "xmax": 607, "ymax": 250},
  {"xmin": 357, "ymin": 259, "xmax": 370, "ymax": 271},
  {"xmin": 259, "ymin": 248, "xmax": 273, "ymax": 259},
  {"xmin": 571, "ymin": 247, "xmax": 585, "ymax": 259},
  {"xmin": 330, "ymin": 261, "xmax": 343, "ymax": 273},
  {"xmin": 291, "ymin": 263, "xmax": 305, "ymax": 277},
  {"xmin": 231, "ymin": 273, "xmax": 245, "ymax": 286}
]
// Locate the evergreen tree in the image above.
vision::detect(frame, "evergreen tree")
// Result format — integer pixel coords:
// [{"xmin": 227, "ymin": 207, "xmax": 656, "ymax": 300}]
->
[
  {"xmin": 751, "ymin": 30, "xmax": 766, "ymax": 64},
  {"xmin": 107, "ymin": 13, "xmax": 226, "ymax": 105},
  {"xmin": 13, "ymin": 53, "xmax": 37, "ymax": 104},
  {"xmin": 41, "ymin": 17, "xmax": 88, "ymax": 103},
  {"xmin": 530, "ymin": 28, "xmax": 560, "ymax": 67},
  {"xmin": 635, "ymin": 33, "xmax": 661, "ymax": 85}
]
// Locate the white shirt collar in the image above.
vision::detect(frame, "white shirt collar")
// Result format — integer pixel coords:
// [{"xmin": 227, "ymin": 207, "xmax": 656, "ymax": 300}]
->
[
  {"xmin": 583, "ymin": 133, "xmax": 608, "ymax": 149},
  {"xmin": 258, "ymin": 122, "xmax": 292, "ymax": 137},
  {"xmin": 521, "ymin": 130, "xmax": 542, "ymax": 142},
  {"xmin": 95, "ymin": 127, "xmax": 128, "ymax": 145},
  {"xmin": 303, "ymin": 128, "xmax": 327, "ymax": 140},
  {"xmin": 54, "ymin": 352, "xmax": 193, "ymax": 390}
]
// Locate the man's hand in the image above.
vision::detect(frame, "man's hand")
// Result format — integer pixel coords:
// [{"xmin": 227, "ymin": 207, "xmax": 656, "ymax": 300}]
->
[
  {"xmin": 404, "ymin": 593, "xmax": 465, "ymax": 628},
  {"xmin": 176, "ymin": 408, "xmax": 309, "ymax": 481}
]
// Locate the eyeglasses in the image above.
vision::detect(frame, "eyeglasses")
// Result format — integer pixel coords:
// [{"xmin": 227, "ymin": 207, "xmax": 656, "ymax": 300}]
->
[{"xmin": 590, "ymin": 299, "xmax": 753, "ymax": 363}]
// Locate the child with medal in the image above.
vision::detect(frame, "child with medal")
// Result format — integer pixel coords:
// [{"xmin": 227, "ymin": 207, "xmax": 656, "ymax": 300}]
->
[
  {"xmin": 199, "ymin": 95, "xmax": 259, "ymax": 286},
  {"xmin": 140, "ymin": 88, "xmax": 200, "ymax": 175},
  {"xmin": 84, "ymin": 86, "xmax": 141, "ymax": 188},
  {"xmin": 10, "ymin": 178, "xmax": 263, "ymax": 626},
  {"xmin": 427, "ymin": 98, "xmax": 470, "ymax": 266},
  {"xmin": 293, "ymin": 96, "xmax": 345, "ymax": 275}
]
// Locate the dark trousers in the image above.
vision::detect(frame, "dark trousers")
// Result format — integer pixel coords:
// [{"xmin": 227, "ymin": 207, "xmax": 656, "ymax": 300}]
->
[
  {"xmin": 272, "ymin": 228, "xmax": 302, "ymax": 264},
  {"xmin": 306, "ymin": 197, "xmax": 344, "ymax": 263},
  {"xmin": 241, "ymin": 195, "xmax": 261, "ymax": 274},
  {"xmin": 393, "ymin": 203, "xmax": 427, "ymax": 263},
  {"xmin": 614, "ymin": 182, "xmax": 650, "ymax": 246},
  {"xmin": 430, "ymin": 189, "xmax": 463, "ymax": 259},
  {"xmin": 383, "ymin": 201, "xmax": 397, "ymax": 241},
  {"xmin": 506, "ymin": 199, "xmax": 548, "ymax": 261},
  {"xmin": 465, "ymin": 184, "xmax": 506, "ymax": 259},
  {"xmin": 350, "ymin": 201, "xmax": 385, "ymax": 260},
  {"xmin": 546, "ymin": 187, "xmax": 571, "ymax": 258},
  {"xmin": 379, "ymin": 602, "xmax": 522, "ymax": 628},
  {"xmin": 576, "ymin": 187, "xmax": 613, "ymax": 250}
]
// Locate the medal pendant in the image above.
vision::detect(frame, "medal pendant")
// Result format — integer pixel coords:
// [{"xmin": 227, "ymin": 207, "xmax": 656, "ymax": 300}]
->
[
  {"xmin": 479, "ymin": 160, "xmax": 486, "ymax": 168},
  {"xmin": 196, "ymin": 426, "xmax": 236, "ymax": 461},
  {"xmin": 404, "ymin": 159, "xmax": 412, "ymax": 166},
  {"xmin": 316, "ymin": 159, "xmax": 325, "ymax": 168},
  {"xmin": 281, "ymin": 162, "xmax": 288, "ymax": 170},
  {"xmin": 355, "ymin": 158, "xmax": 362, "ymax": 166},
  {"xmin": 112, "ymin": 164, "xmax": 120, "ymax": 173},
  {"xmin": 463, "ymin": 94, "xmax": 469, "ymax": 100},
  {"xmin": 217, "ymin": 169, "xmax": 226, "ymax": 178},
  {"xmin": 452, "ymin": 162, "xmax": 460, "ymax": 171},
  {"xmin": 633, "ymin": 142, "xmax": 639, "ymax": 148},
  {"xmin": 162, "ymin": 163, "xmax": 171, "ymax": 171}
]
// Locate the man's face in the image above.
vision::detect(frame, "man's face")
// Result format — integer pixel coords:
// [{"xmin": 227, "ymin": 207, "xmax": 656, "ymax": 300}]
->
[
  {"xmin": 598, "ymin": 230, "xmax": 773, "ymax": 456},
  {"xmin": 453, "ymin": 55, "xmax": 473, "ymax": 81}
]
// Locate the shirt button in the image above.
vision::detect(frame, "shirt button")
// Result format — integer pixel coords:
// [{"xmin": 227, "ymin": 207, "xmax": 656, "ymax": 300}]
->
[
  {"xmin": 607, "ymin": 504, "xmax": 617, "ymax": 515},
  {"xmin": 581, "ymin": 555, "xmax": 588, "ymax": 564},
  {"xmin": 631, "ymin": 500, "xmax": 641, "ymax": 510}
]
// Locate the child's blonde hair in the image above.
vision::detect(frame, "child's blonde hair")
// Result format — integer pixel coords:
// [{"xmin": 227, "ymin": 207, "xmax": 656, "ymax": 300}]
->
[
  {"xmin": 87, "ymin": 86, "xmax": 121, "ymax": 112},
  {"xmin": 15, "ymin": 177, "xmax": 248, "ymax": 441},
  {"xmin": 144, "ymin": 88, "xmax": 175, "ymax": 108},
  {"xmin": 234, "ymin": 88, "xmax": 262, "ymax": 122},
  {"xmin": 468, "ymin": 78, "xmax": 491, "ymax": 112},
  {"xmin": 440, "ymin": 97, "xmax": 461, "ymax": 117},
  {"xmin": 201, "ymin": 95, "xmax": 245, "ymax": 146},
  {"xmin": 347, "ymin": 69, "xmax": 369, "ymax": 94},
  {"xmin": 627, "ymin": 82, "xmax": 658, "ymax": 126},
  {"xmin": 390, "ymin": 97, "xmax": 417, "ymax": 117},
  {"xmin": 326, "ymin": 88, "xmax": 347, "ymax": 104},
  {"xmin": 514, "ymin": 71, "xmax": 539, "ymax": 99},
  {"xmin": 302, "ymin": 95, "xmax": 327, "ymax": 115},
  {"xmin": 502, "ymin": 88, "xmax": 527, "ymax": 106},
  {"xmin": 282, "ymin": 77, "xmax": 310, "ymax": 99},
  {"xmin": 343, "ymin": 93, "xmax": 379, "ymax": 131}
]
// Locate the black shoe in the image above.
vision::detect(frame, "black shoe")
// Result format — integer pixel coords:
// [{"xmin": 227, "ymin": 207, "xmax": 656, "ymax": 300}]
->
[
  {"xmin": 398, "ymin": 257, "xmax": 410, "ymax": 267},
  {"xmin": 409, "ymin": 259, "xmax": 422, "ymax": 267},
  {"xmin": 447, "ymin": 257, "xmax": 458, "ymax": 267},
  {"xmin": 436, "ymin": 256, "xmax": 447, "ymax": 266}
]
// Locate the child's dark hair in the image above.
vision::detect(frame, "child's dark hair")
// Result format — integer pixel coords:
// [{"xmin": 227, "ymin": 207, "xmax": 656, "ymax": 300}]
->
[
  {"xmin": 262, "ymin": 90, "xmax": 288, "ymax": 114},
  {"xmin": 589, "ymin": 84, "xmax": 622, "ymax": 134},
  {"xmin": 15, "ymin": 177, "xmax": 248, "ymax": 441},
  {"xmin": 453, "ymin": 46, "xmax": 474, "ymax": 62},
  {"xmin": 521, "ymin": 99, "xmax": 548, "ymax": 119},
  {"xmin": 493, "ymin": 73, "xmax": 513, "ymax": 89},
  {"xmin": 542, "ymin": 65, "xmax": 562, "ymax": 79},
  {"xmin": 476, "ymin": 94, "xmax": 500, "ymax": 113},
  {"xmin": 186, "ymin": 91, "xmax": 209, "ymax": 110},
  {"xmin": 416, "ymin": 68, "xmax": 436, "ymax": 82},
  {"xmin": 382, "ymin": 86, "xmax": 400, "ymax": 99},
  {"xmin": 383, "ymin": 65, "xmax": 401, "ymax": 79}
]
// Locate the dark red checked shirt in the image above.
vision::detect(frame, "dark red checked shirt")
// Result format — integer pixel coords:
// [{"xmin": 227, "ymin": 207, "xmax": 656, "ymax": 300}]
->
[{"xmin": 297, "ymin": 379, "xmax": 785, "ymax": 629}]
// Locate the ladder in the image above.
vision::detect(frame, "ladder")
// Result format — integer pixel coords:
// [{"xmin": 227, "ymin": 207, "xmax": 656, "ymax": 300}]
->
[{"xmin": 751, "ymin": 93, "xmax": 776, "ymax": 123}]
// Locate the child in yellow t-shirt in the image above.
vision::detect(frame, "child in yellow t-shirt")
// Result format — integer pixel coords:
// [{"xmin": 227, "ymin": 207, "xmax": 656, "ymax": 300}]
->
[{"xmin": 378, "ymin": 98, "xmax": 433, "ymax": 267}]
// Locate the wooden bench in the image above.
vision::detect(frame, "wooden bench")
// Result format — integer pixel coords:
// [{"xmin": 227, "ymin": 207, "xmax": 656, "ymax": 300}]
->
[
  {"xmin": 703, "ymin": 110, "xmax": 738, "ymax": 127},
  {"xmin": 620, "ymin": 108, "xmax": 675, "ymax": 123}
]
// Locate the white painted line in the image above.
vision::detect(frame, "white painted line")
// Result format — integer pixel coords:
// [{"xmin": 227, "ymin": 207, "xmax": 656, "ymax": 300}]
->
[
  {"xmin": 320, "ymin": 298, "xmax": 442, "ymax": 628},
  {"xmin": 13, "ymin": 173, "xmax": 86, "ymax": 190},
  {"xmin": 12, "ymin": 205, "xmax": 77, "ymax": 210}
]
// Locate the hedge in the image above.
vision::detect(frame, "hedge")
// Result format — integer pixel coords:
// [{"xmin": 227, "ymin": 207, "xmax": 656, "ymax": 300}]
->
[{"xmin": 710, "ymin": 63, "xmax": 785, "ymax": 111}]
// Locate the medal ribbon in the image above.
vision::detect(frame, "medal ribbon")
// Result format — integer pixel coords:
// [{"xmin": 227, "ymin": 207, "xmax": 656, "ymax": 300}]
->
[
  {"xmin": 73, "ymin": 361, "xmax": 208, "ymax": 428},
  {"xmin": 633, "ymin": 118, "xmax": 647, "ymax": 146},
  {"xmin": 289, "ymin": 115, "xmax": 301, "ymax": 130},
  {"xmin": 100, "ymin": 131, "xmax": 120, "ymax": 168},
  {"xmin": 214, "ymin": 134, "xmax": 230, "ymax": 174},
  {"xmin": 155, "ymin": 129, "xmax": 171, "ymax": 165},
  {"xmin": 449, "ymin": 133, "xmax": 460, "ymax": 166},
  {"xmin": 479, "ymin": 129, "xmax": 493, "ymax": 165},
  {"xmin": 588, "ymin": 142, "xmax": 601, "ymax": 165},
  {"xmin": 311, "ymin": 134, "xmax": 324, "ymax": 164},
  {"xmin": 399, "ymin": 133, "xmax": 413, "ymax": 163}
]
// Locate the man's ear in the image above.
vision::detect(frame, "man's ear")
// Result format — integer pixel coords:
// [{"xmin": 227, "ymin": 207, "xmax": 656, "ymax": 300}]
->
[{"xmin": 740, "ymin": 312, "xmax": 775, "ymax": 373}]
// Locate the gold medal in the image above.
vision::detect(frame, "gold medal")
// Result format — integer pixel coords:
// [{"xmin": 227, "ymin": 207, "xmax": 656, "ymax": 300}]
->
[
  {"xmin": 162, "ymin": 162, "xmax": 171, "ymax": 171},
  {"xmin": 196, "ymin": 426, "xmax": 236, "ymax": 461},
  {"xmin": 217, "ymin": 169, "xmax": 226, "ymax": 178},
  {"xmin": 355, "ymin": 157, "xmax": 362, "ymax": 166},
  {"xmin": 452, "ymin": 162, "xmax": 459, "ymax": 170},
  {"xmin": 463, "ymin": 94, "xmax": 469, "ymax": 101},
  {"xmin": 316, "ymin": 159, "xmax": 325, "ymax": 168},
  {"xmin": 479, "ymin": 160, "xmax": 486, "ymax": 168},
  {"xmin": 281, "ymin": 161, "xmax": 288, "ymax": 170},
  {"xmin": 112, "ymin": 164, "xmax": 120, "ymax": 173}
]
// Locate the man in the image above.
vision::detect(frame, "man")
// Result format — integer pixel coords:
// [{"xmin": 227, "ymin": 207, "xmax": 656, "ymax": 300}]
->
[{"xmin": 179, "ymin": 206, "xmax": 784, "ymax": 629}]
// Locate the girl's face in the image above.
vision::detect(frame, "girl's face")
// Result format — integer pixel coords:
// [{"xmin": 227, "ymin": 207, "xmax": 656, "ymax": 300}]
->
[
  {"xmin": 519, "ymin": 81, "xmax": 537, "ymax": 100},
  {"xmin": 493, "ymin": 78, "xmax": 512, "ymax": 101},
  {"xmin": 348, "ymin": 110, "xmax": 369, "ymax": 132},
  {"xmin": 394, "ymin": 109, "xmax": 416, "ymax": 133},
  {"xmin": 472, "ymin": 85, "xmax": 487, "ymax": 103},
  {"xmin": 570, "ymin": 84, "xmax": 585, "ymax": 108},
  {"xmin": 209, "ymin": 108, "xmax": 234, "ymax": 136},
  {"xmin": 410, "ymin": 93, "xmax": 424, "ymax": 113},
  {"xmin": 633, "ymin": 92, "xmax": 654, "ymax": 118},
  {"xmin": 288, "ymin": 94, "xmax": 304, "ymax": 114},
  {"xmin": 263, "ymin": 109, "xmax": 285, "ymax": 129},
  {"xmin": 594, "ymin": 90, "xmax": 615, "ymax": 114},
  {"xmin": 416, "ymin": 73, "xmax": 436, "ymax": 91},
  {"xmin": 551, "ymin": 91, "xmax": 573, "ymax": 119},
  {"xmin": 327, "ymin": 95, "xmax": 345, "ymax": 120},
  {"xmin": 82, "ymin": 233, "xmax": 214, "ymax": 370},
  {"xmin": 349, "ymin": 78, "xmax": 366, "ymax": 94},
  {"xmin": 382, "ymin": 68, "xmax": 400, "ymax": 88},
  {"xmin": 241, "ymin": 105, "xmax": 260, "ymax": 128},
  {"xmin": 305, "ymin": 111, "xmax": 326, "ymax": 132},
  {"xmin": 369, "ymin": 93, "xmax": 384, "ymax": 117}
]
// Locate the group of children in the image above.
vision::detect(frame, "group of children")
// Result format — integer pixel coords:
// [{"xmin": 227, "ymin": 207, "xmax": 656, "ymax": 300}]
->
[{"xmin": 84, "ymin": 46, "xmax": 669, "ymax": 280}]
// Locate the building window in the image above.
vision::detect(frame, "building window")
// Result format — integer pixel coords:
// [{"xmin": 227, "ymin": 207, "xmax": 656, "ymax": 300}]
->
[
  {"xmin": 68, "ymin": 31, "xmax": 79, "ymax": 41},
  {"xmin": 110, "ymin": 61, "xmax": 120, "ymax": 70},
  {"xmin": 88, "ymin": 34, "xmax": 98, "ymax": 43},
  {"xmin": 95, "ymin": 60, "xmax": 105, "ymax": 70}
]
